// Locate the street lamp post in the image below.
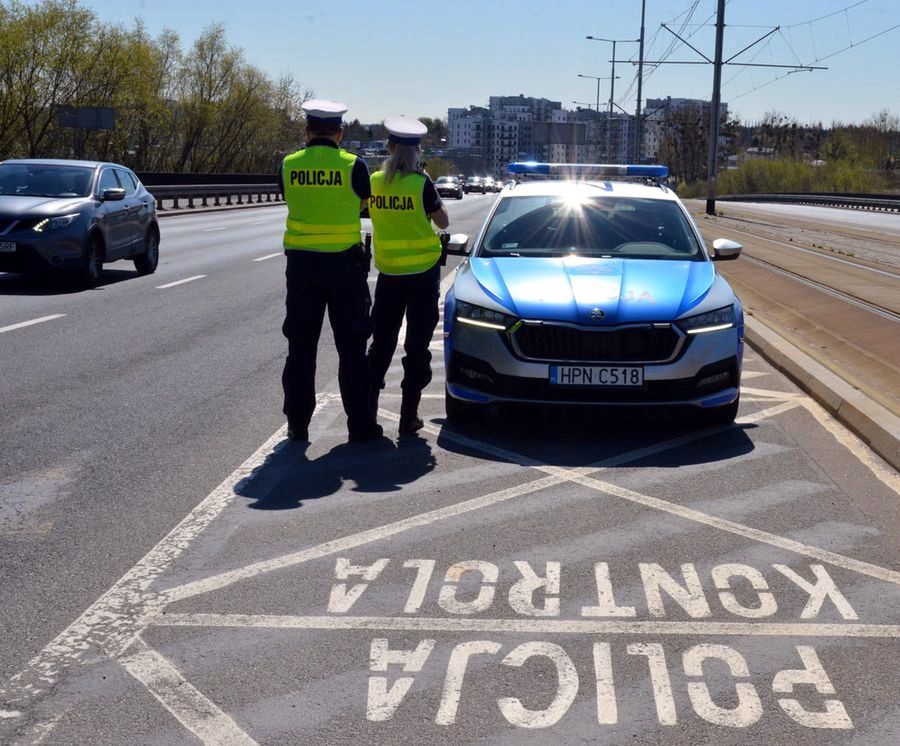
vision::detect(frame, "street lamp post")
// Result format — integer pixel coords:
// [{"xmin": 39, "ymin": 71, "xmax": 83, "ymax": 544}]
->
[
  {"xmin": 577, "ymin": 73, "xmax": 618, "ymax": 162},
  {"xmin": 586, "ymin": 35, "xmax": 639, "ymax": 162}
]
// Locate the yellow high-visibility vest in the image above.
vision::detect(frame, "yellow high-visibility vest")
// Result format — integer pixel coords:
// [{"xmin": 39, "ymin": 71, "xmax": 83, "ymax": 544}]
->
[
  {"xmin": 369, "ymin": 170, "xmax": 441, "ymax": 275},
  {"xmin": 282, "ymin": 146, "xmax": 361, "ymax": 252}
]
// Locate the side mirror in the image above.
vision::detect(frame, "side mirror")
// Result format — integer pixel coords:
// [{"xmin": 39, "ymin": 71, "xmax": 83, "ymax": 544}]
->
[
  {"xmin": 712, "ymin": 238, "xmax": 742, "ymax": 261},
  {"xmin": 101, "ymin": 187, "xmax": 126, "ymax": 202},
  {"xmin": 446, "ymin": 233, "xmax": 470, "ymax": 256}
]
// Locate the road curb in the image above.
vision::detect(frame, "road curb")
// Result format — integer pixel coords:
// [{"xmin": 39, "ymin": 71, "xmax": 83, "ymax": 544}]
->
[{"xmin": 744, "ymin": 315, "xmax": 900, "ymax": 471}]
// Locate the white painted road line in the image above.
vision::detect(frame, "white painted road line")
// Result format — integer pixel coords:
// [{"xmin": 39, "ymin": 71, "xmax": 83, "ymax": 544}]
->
[
  {"xmin": 403, "ymin": 403, "xmax": 900, "ymax": 588},
  {"xmin": 158, "ymin": 400, "xmax": 800, "ymax": 606},
  {"xmin": 150, "ymin": 613, "xmax": 900, "ymax": 640},
  {"xmin": 0, "ymin": 394, "xmax": 337, "ymax": 715},
  {"xmin": 0, "ymin": 314, "xmax": 65, "ymax": 335},
  {"xmin": 155, "ymin": 275, "xmax": 206, "ymax": 289},
  {"xmin": 252, "ymin": 253, "xmax": 282, "ymax": 262},
  {"xmin": 203, "ymin": 227, "xmax": 226, "ymax": 232},
  {"xmin": 120, "ymin": 638, "xmax": 257, "ymax": 745},
  {"xmin": 249, "ymin": 220, "xmax": 269, "ymax": 225}
]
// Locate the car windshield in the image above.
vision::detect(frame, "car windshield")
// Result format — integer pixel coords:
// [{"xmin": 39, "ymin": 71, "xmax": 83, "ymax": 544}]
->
[
  {"xmin": 0, "ymin": 164, "xmax": 94, "ymax": 198},
  {"xmin": 480, "ymin": 194, "xmax": 704, "ymax": 260},
  {"xmin": 436, "ymin": 177, "xmax": 457, "ymax": 184},
  {"xmin": 467, "ymin": 177, "xmax": 481, "ymax": 183}
]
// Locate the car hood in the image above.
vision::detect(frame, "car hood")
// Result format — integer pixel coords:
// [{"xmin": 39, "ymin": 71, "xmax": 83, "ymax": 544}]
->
[
  {"xmin": 466, "ymin": 256, "xmax": 715, "ymax": 324},
  {"xmin": 0, "ymin": 195, "xmax": 90, "ymax": 216}
]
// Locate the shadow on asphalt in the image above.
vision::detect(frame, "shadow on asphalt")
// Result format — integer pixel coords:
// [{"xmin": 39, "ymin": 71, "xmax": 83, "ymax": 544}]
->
[
  {"xmin": 0, "ymin": 267, "xmax": 140, "ymax": 295},
  {"xmin": 237, "ymin": 433, "xmax": 437, "ymax": 511},
  {"xmin": 434, "ymin": 407, "xmax": 756, "ymax": 469}
]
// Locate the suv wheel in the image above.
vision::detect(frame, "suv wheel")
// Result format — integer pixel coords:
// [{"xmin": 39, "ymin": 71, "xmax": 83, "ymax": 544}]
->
[
  {"xmin": 134, "ymin": 228, "xmax": 160, "ymax": 275},
  {"xmin": 78, "ymin": 234, "xmax": 103, "ymax": 288}
]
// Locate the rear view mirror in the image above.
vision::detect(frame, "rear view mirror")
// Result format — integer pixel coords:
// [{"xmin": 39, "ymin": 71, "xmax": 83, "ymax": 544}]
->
[
  {"xmin": 446, "ymin": 233, "xmax": 470, "ymax": 256},
  {"xmin": 712, "ymin": 238, "xmax": 742, "ymax": 261},
  {"xmin": 101, "ymin": 187, "xmax": 126, "ymax": 202}
]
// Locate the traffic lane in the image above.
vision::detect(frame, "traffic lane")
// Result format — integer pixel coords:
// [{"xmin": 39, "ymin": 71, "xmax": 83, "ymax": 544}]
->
[
  {"xmin": 0, "ymin": 206, "xmax": 286, "ymax": 327},
  {"xmin": 10, "ymin": 342, "xmax": 900, "ymax": 742},
  {"xmin": 0, "ymin": 197, "xmax": 496, "ymax": 693},
  {"xmin": 0, "ymin": 250, "xmax": 290, "ymax": 686},
  {"xmin": 0, "ymin": 195, "xmax": 491, "ymax": 327}
]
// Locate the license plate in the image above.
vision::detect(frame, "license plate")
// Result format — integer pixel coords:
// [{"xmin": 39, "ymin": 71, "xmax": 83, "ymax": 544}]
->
[
  {"xmin": 0, "ymin": 241, "xmax": 15, "ymax": 253},
  {"xmin": 549, "ymin": 365, "xmax": 644, "ymax": 387}
]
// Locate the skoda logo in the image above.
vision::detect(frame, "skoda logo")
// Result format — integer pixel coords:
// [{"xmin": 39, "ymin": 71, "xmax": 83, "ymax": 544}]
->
[{"xmin": 590, "ymin": 307, "xmax": 606, "ymax": 320}]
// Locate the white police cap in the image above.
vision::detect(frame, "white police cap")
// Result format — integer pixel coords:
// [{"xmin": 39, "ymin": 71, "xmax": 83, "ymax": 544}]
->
[
  {"xmin": 385, "ymin": 116, "xmax": 428, "ymax": 145},
  {"xmin": 302, "ymin": 99, "xmax": 348, "ymax": 124}
]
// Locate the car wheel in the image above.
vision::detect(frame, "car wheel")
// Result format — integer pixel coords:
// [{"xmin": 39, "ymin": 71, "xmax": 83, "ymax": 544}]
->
[
  {"xmin": 701, "ymin": 395, "xmax": 739, "ymax": 426},
  {"xmin": 445, "ymin": 387, "xmax": 480, "ymax": 422},
  {"xmin": 78, "ymin": 234, "xmax": 103, "ymax": 288},
  {"xmin": 134, "ymin": 228, "xmax": 160, "ymax": 275}
]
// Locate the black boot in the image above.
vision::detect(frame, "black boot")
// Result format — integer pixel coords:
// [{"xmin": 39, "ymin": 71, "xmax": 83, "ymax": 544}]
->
[{"xmin": 398, "ymin": 390, "xmax": 424, "ymax": 434}]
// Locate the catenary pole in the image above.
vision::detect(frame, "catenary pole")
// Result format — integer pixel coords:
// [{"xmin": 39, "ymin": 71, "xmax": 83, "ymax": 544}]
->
[
  {"xmin": 608, "ymin": 40, "xmax": 616, "ymax": 162},
  {"xmin": 634, "ymin": 0, "xmax": 646, "ymax": 162},
  {"xmin": 706, "ymin": 0, "xmax": 727, "ymax": 215}
]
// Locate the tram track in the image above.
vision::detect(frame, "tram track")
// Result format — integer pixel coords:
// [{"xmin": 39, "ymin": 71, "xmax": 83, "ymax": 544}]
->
[{"xmin": 740, "ymin": 253, "xmax": 900, "ymax": 324}]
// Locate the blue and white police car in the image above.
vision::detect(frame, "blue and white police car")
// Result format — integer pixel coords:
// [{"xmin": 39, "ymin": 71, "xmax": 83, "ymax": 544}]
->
[{"xmin": 443, "ymin": 163, "xmax": 745, "ymax": 424}]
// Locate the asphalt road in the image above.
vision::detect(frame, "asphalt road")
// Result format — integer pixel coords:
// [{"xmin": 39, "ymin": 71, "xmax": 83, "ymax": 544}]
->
[{"xmin": 2, "ymin": 196, "xmax": 899, "ymax": 744}]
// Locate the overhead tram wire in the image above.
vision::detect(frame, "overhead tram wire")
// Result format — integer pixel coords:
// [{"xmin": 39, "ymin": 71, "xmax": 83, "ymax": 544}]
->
[{"xmin": 731, "ymin": 21, "xmax": 900, "ymax": 102}]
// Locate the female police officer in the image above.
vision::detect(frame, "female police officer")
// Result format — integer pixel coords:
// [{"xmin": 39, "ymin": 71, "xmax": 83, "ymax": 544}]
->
[{"xmin": 367, "ymin": 117, "xmax": 449, "ymax": 433}]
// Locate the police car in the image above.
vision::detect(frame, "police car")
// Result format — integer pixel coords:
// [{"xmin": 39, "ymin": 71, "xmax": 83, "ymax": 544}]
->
[{"xmin": 443, "ymin": 163, "xmax": 745, "ymax": 424}]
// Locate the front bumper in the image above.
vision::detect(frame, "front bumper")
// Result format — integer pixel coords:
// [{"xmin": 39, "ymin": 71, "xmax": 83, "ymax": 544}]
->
[
  {"xmin": 445, "ymin": 320, "xmax": 743, "ymax": 409},
  {"xmin": 0, "ymin": 232, "xmax": 85, "ymax": 272}
]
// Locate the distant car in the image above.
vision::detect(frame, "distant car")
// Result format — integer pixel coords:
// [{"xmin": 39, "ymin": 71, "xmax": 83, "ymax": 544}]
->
[
  {"xmin": 443, "ymin": 162, "xmax": 745, "ymax": 425},
  {"xmin": 0, "ymin": 159, "xmax": 159, "ymax": 287},
  {"xmin": 464, "ymin": 176, "xmax": 485, "ymax": 194},
  {"xmin": 482, "ymin": 177, "xmax": 496, "ymax": 193},
  {"xmin": 435, "ymin": 175, "xmax": 464, "ymax": 200}
]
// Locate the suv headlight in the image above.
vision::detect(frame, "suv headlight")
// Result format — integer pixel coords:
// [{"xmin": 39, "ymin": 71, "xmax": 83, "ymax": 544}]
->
[
  {"xmin": 33, "ymin": 213, "xmax": 81, "ymax": 232},
  {"xmin": 455, "ymin": 301, "xmax": 516, "ymax": 331},
  {"xmin": 678, "ymin": 305, "xmax": 735, "ymax": 334}
]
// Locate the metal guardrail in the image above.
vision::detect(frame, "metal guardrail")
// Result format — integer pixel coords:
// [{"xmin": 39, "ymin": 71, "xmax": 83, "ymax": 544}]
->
[
  {"xmin": 148, "ymin": 184, "xmax": 283, "ymax": 211},
  {"xmin": 718, "ymin": 193, "xmax": 900, "ymax": 213}
]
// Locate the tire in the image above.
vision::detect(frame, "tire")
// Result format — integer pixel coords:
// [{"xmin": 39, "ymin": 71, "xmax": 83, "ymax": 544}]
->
[
  {"xmin": 445, "ymin": 387, "xmax": 481, "ymax": 423},
  {"xmin": 701, "ymin": 395, "xmax": 740, "ymax": 426},
  {"xmin": 78, "ymin": 233, "xmax": 103, "ymax": 288},
  {"xmin": 134, "ymin": 227, "xmax": 160, "ymax": 275}
]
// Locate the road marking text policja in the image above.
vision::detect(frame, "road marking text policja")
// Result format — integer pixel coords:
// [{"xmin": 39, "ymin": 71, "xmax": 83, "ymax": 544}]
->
[{"xmin": 327, "ymin": 558, "xmax": 864, "ymax": 730}]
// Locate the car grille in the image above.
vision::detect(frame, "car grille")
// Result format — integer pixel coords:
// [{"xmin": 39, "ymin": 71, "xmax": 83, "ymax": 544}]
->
[{"xmin": 513, "ymin": 323, "xmax": 681, "ymax": 363}]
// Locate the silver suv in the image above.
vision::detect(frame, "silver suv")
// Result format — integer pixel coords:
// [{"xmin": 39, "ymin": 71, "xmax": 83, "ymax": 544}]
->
[{"xmin": 0, "ymin": 159, "xmax": 160, "ymax": 287}]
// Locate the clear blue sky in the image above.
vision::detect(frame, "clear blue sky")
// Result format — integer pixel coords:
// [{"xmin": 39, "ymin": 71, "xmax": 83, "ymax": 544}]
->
[{"xmin": 79, "ymin": 0, "xmax": 898, "ymax": 125}]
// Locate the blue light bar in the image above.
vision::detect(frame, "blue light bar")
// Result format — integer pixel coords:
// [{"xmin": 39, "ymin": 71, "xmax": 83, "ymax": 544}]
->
[{"xmin": 508, "ymin": 162, "xmax": 668, "ymax": 178}]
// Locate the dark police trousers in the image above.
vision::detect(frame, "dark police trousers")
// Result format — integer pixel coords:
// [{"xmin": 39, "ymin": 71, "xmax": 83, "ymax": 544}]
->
[
  {"xmin": 282, "ymin": 247, "xmax": 374, "ymax": 435},
  {"xmin": 368, "ymin": 264, "xmax": 441, "ymax": 417}
]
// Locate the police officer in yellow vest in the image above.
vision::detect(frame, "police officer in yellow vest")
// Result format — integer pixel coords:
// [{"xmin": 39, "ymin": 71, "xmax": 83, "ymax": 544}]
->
[
  {"xmin": 367, "ymin": 117, "xmax": 449, "ymax": 433},
  {"xmin": 279, "ymin": 99, "xmax": 382, "ymax": 443}
]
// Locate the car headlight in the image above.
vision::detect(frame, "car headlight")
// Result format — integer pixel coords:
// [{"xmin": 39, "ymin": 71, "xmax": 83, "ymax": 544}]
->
[
  {"xmin": 33, "ymin": 214, "xmax": 81, "ymax": 232},
  {"xmin": 678, "ymin": 305, "xmax": 735, "ymax": 334},
  {"xmin": 455, "ymin": 301, "xmax": 516, "ymax": 331}
]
